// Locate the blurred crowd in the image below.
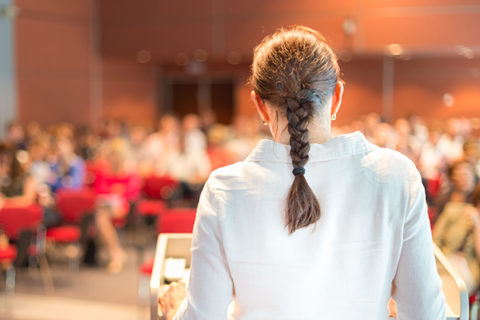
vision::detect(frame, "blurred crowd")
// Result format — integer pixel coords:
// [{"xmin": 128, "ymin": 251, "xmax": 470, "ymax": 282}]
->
[
  {"xmin": 0, "ymin": 114, "xmax": 267, "ymax": 273},
  {"xmin": 336, "ymin": 113, "xmax": 480, "ymax": 296},
  {"xmin": 336, "ymin": 114, "xmax": 480, "ymax": 216},
  {"xmin": 1, "ymin": 113, "xmax": 480, "ymax": 280}
]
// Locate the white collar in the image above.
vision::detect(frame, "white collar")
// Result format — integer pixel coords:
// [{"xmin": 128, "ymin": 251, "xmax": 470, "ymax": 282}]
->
[{"xmin": 244, "ymin": 131, "xmax": 377, "ymax": 163}]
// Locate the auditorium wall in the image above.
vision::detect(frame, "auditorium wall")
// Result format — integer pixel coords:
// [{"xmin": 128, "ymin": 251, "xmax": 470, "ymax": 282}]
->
[
  {"xmin": 0, "ymin": 0, "xmax": 16, "ymax": 138},
  {"xmin": 101, "ymin": 59, "xmax": 157, "ymax": 126},
  {"xmin": 11, "ymin": 0, "xmax": 480, "ymax": 128},
  {"xmin": 15, "ymin": 0, "xmax": 99, "ymax": 125},
  {"xmin": 393, "ymin": 58, "xmax": 480, "ymax": 120}
]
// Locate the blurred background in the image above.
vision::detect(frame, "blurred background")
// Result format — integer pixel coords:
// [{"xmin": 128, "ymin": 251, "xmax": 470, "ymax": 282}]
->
[{"xmin": 0, "ymin": 0, "xmax": 479, "ymax": 319}]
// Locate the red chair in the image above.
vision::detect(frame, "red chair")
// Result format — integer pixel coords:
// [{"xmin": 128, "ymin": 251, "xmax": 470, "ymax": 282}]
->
[
  {"xmin": 0, "ymin": 205, "xmax": 43, "ymax": 240},
  {"xmin": 136, "ymin": 176, "xmax": 178, "ymax": 221},
  {"xmin": 158, "ymin": 208, "xmax": 197, "ymax": 234},
  {"xmin": 55, "ymin": 189, "xmax": 96, "ymax": 224},
  {"xmin": 46, "ymin": 189, "xmax": 96, "ymax": 270},
  {"xmin": 426, "ymin": 175, "xmax": 442, "ymax": 201},
  {"xmin": 142, "ymin": 176, "xmax": 179, "ymax": 201},
  {"xmin": 139, "ymin": 209, "xmax": 196, "ymax": 279},
  {"xmin": 47, "ymin": 189, "xmax": 96, "ymax": 243},
  {"xmin": 0, "ymin": 205, "xmax": 45, "ymax": 292},
  {"xmin": 84, "ymin": 161, "xmax": 99, "ymax": 190},
  {"xmin": 136, "ymin": 199, "xmax": 167, "ymax": 217},
  {"xmin": 140, "ymin": 258, "xmax": 154, "ymax": 276}
]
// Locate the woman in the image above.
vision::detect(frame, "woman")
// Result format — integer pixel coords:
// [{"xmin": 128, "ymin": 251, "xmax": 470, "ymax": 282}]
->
[
  {"xmin": 433, "ymin": 179, "xmax": 480, "ymax": 295},
  {"xmin": 433, "ymin": 160, "xmax": 476, "ymax": 223},
  {"xmin": 47, "ymin": 136, "xmax": 86, "ymax": 192},
  {"xmin": 0, "ymin": 143, "xmax": 58, "ymax": 227},
  {"xmin": 0, "ymin": 145, "xmax": 36, "ymax": 208},
  {"xmin": 0, "ymin": 144, "xmax": 60, "ymax": 266},
  {"xmin": 162, "ymin": 27, "xmax": 445, "ymax": 319},
  {"xmin": 93, "ymin": 138, "xmax": 140, "ymax": 272}
]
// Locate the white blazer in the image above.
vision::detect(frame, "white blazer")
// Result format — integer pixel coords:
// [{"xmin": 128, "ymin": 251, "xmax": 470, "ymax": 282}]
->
[{"xmin": 174, "ymin": 132, "xmax": 446, "ymax": 320}]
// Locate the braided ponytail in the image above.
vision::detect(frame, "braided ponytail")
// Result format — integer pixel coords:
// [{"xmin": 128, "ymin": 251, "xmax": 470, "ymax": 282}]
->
[
  {"xmin": 251, "ymin": 26, "xmax": 339, "ymax": 233},
  {"xmin": 285, "ymin": 91, "xmax": 321, "ymax": 233}
]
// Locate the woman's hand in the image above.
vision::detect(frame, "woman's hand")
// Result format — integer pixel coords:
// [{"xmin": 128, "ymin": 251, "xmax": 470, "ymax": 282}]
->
[
  {"xmin": 158, "ymin": 281, "xmax": 186, "ymax": 320},
  {"xmin": 388, "ymin": 298, "xmax": 397, "ymax": 318}
]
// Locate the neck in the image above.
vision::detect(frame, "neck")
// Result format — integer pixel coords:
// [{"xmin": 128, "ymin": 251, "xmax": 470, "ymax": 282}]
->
[
  {"xmin": 451, "ymin": 190, "xmax": 468, "ymax": 202},
  {"xmin": 273, "ymin": 121, "xmax": 332, "ymax": 145}
]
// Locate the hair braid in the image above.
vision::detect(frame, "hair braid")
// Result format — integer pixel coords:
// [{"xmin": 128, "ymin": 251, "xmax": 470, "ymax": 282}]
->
[
  {"xmin": 250, "ymin": 26, "xmax": 339, "ymax": 233},
  {"xmin": 285, "ymin": 91, "xmax": 314, "ymax": 168},
  {"xmin": 285, "ymin": 92, "xmax": 321, "ymax": 233}
]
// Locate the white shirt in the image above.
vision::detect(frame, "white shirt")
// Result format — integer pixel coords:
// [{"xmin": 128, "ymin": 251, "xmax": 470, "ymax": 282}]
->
[
  {"xmin": 175, "ymin": 132, "xmax": 445, "ymax": 320},
  {"xmin": 165, "ymin": 151, "xmax": 211, "ymax": 182},
  {"xmin": 418, "ymin": 142, "xmax": 444, "ymax": 180},
  {"xmin": 185, "ymin": 129, "xmax": 208, "ymax": 155},
  {"xmin": 437, "ymin": 135, "xmax": 464, "ymax": 163}
]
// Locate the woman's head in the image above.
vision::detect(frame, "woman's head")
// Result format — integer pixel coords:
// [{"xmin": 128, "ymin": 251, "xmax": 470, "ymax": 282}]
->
[
  {"xmin": 55, "ymin": 136, "xmax": 75, "ymax": 158},
  {"xmin": 250, "ymin": 26, "xmax": 342, "ymax": 233},
  {"xmin": 448, "ymin": 160, "xmax": 475, "ymax": 194},
  {"xmin": 0, "ymin": 144, "xmax": 27, "ymax": 180},
  {"xmin": 105, "ymin": 138, "xmax": 133, "ymax": 174},
  {"xmin": 251, "ymin": 26, "xmax": 339, "ymax": 104}
]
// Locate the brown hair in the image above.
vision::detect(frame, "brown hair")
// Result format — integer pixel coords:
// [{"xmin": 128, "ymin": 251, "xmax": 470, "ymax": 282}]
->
[
  {"xmin": 473, "ymin": 183, "xmax": 480, "ymax": 208},
  {"xmin": 250, "ymin": 26, "xmax": 340, "ymax": 233}
]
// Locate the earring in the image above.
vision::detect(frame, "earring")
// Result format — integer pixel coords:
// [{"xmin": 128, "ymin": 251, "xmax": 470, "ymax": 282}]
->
[
  {"xmin": 331, "ymin": 114, "xmax": 337, "ymax": 121},
  {"xmin": 263, "ymin": 121, "xmax": 268, "ymax": 126}
]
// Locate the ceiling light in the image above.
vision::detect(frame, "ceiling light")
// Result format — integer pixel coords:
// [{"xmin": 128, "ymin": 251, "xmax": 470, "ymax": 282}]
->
[
  {"xmin": 387, "ymin": 44, "xmax": 404, "ymax": 56},
  {"xmin": 456, "ymin": 45, "xmax": 474, "ymax": 59},
  {"xmin": 193, "ymin": 49, "xmax": 208, "ymax": 62},
  {"xmin": 342, "ymin": 18, "xmax": 357, "ymax": 36},
  {"xmin": 443, "ymin": 93, "xmax": 454, "ymax": 108},
  {"xmin": 226, "ymin": 51, "xmax": 242, "ymax": 65},
  {"xmin": 136, "ymin": 50, "xmax": 152, "ymax": 63},
  {"xmin": 174, "ymin": 53, "xmax": 189, "ymax": 66}
]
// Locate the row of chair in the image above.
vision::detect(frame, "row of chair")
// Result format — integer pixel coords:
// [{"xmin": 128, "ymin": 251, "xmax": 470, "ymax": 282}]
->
[
  {"xmin": 139, "ymin": 208, "xmax": 196, "ymax": 278},
  {"xmin": 0, "ymin": 205, "xmax": 48, "ymax": 292},
  {"xmin": 0, "ymin": 176, "xmax": 196, "ymax": 293}
]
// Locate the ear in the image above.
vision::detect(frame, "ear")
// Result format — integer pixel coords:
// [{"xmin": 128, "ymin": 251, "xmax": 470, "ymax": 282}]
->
[
  {"xmin": 331, "ymin": 81, "xmax": 344, "ymax": 119},
  {"xmin": 251, "ymin": 90, "xmax": 270, "ymax": 123}
]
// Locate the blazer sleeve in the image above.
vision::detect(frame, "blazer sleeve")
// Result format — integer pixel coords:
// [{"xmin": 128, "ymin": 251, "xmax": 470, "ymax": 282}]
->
[
  {"xmin": 392, "ymin": 165, "xmax": 446, "ymax": 320},
  {"xmin": 174, "ymin": 179, "xmax": 234, "ymax": 320}
]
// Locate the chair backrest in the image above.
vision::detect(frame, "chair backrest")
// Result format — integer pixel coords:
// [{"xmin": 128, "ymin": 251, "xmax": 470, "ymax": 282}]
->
[
  {"xmin": 143, "ymin": 175, "xmax": 179, "ymax": 200},
  {"xmin": 84, "ymin": 161, "xmax": 98, "ymax": 189},
  {"xmin": 56, "ymin": 189, "xmax": 96, "ymax": 224},
  {"xmin": 158, "ymin": 208, "xmax": 196, "ymax": 234},
  {"xmin": 0, "ymin": 205, "xmax": 43, "ymax": 240}
]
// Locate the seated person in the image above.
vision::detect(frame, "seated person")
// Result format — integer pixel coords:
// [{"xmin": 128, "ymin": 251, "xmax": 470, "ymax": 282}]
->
[
  {"xmin": 0, "ymin": 144, "xmax": 58, "ymax": 226},
  {"xmin": 0, "ymin": 144, "xmax": 59, "ymax": 266},
  {"xmin": 433, "ymin": 160, "xmax": 476, "ymax": 223},
  {"xmin": 93, "ymin": 138, "xmax": 140, "ymax": 273},
  {"xmin": 47, "ymin": 137, "xmax": 85, "ymax": 192},
  {"xmin": 433, "ymin": 182, "xmax": 480, "ymax": 294},
  {"xmin": 0, "ymin": 145, "xmax": 36, "ymax": 208}
]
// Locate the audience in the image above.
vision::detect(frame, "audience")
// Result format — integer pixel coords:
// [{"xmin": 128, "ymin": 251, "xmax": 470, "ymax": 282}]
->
[{"xmin": 0, "ymin": 112, "xmax": 478, "ymax": 277}]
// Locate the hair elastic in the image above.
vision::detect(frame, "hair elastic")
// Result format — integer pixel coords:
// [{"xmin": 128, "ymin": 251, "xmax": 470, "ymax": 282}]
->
[{"xmin": 292, "ymin": 167, "xmax": 306, "ymax": 176}]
